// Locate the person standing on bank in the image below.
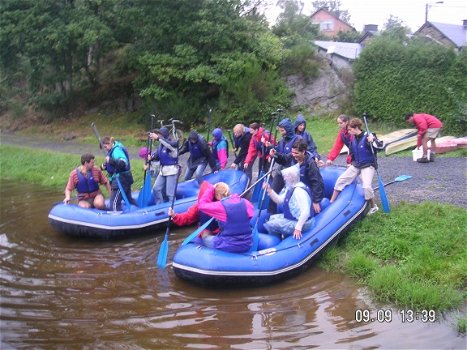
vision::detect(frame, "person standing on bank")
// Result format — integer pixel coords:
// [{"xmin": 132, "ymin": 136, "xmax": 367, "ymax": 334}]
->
[
  {"xmin": 147, "ymin": 127, "xmax": 180, "ymax": 204},
  {"xmin": 294, "ymin": 114, "xmax": 324, "ymax": 167},
  {"xmin": 330, "ymin": 118, "xmax": 384, "ymax": 215},
  {"xmin": 101, "ymin": 137, "xmax": 137, "ymax": 211},
  {"xmin": 230, "ymin": 124, "xmax": 252, "ymax": 180},
  {"xmin": 405, "ymin": 112, "xmax": 443, "ymax": 163},
  {"xmin": 179, "ymin": 130, "xmax": 216, "ymax": 182},
  {"xmin": 326, "ymin": 114, "xmax": 352, "ymax": 166},
  {"xmin": 64, "ymin": 153, "xmax": 111, "ymax": 209}
]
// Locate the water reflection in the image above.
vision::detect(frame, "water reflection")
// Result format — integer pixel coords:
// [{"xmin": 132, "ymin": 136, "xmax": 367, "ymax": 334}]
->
[{"xmin": 0, "ymin": 180, "xmax": 464, "ymax": 349}]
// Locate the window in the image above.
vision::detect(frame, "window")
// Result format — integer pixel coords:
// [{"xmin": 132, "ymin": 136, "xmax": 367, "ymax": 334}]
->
[{"xmin": 320, "ymin": 21, "xmax": 334, "ymax": 31}]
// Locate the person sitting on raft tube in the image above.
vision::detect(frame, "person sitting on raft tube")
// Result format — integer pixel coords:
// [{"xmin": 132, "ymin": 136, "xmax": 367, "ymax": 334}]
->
[
  {"xmin": 198, "ymin": 182, "xmax": 255, "ymax": 253},
  {"xmin": 64, "ymin": 153, "xmax": 111, "ymax": 209},
  {"xmin": 263, "ymin": 165, "xmax": 313, "ymax": 240}
]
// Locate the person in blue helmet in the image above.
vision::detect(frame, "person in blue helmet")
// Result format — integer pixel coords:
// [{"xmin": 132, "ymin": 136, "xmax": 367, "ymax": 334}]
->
[
  {"xmin": 101, "ymin": 136, "xmax": 137, "ymax": 211},
  {"xmin": 146, "ymin": 127, "xmax": 180, "ymax": 204},
  {"xmin": 294, "ymin": 114, "xmax": 324, "ymax": 167},
  {"xmin": 179, "ymin": 130, "xmax": 216, "ymax": 182}
]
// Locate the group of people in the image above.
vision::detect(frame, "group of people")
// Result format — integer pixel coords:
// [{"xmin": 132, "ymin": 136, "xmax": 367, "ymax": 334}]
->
[{"xmin": 63, "ymin": 111, "xmax": 443, "ymax": 253}]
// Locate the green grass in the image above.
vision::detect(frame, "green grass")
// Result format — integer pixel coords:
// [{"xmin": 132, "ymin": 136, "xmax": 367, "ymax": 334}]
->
[
  {"xmin": 0, "ymin": 145, "xmax": 145, "ymax": 191},
  {"xmin": 319, "ymin": 202, "xmax": 466, "ymax": 330}
]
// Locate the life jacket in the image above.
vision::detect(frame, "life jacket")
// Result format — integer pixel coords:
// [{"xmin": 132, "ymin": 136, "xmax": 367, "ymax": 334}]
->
[
  {"xmin": 283, "ymin": 184, "xmax": 312, "ymax": 221},
  {"xmin": 188, "ymin": 136, "xmax": 205, "ymax": 160},
  {"xmin": 76, "ymin": 168, "xmax": 99, "ymax": 194},
  {"xmin": 277, "ymin": 135, "xmax": 300, "ymax": 154},
  {"xmin": 214, "ymin": 198, "xmax": 252, "ymax": 252},
  {"xmin": 157, "ymin": 143, "xmax": 178, "ymax": 166},
  {"xmin": 340, "ymin": 129, "xmax": 352, "ymax": 148},
  {"xmin": 350, "ymin": 132, "xmax": 375, "ymax": 168},
  {"xmin": 107, "ymin": 144, "xmax": 131, "ymax": 175}
]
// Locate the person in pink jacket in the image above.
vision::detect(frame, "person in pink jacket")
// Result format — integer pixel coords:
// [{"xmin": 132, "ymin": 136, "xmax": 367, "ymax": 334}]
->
[
  {"xmin": 198, "ymin": 182, "xmax": 255, "ymax": 253},
  {"xmin": 405, "ymin": 113, "xmax": 443, "ymax": 163}
]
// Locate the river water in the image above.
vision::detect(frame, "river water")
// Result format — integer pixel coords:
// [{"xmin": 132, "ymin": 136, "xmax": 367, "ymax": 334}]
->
[{"xmin": 0, "ymin": 180, "xmax": 465, "ymax": 349}]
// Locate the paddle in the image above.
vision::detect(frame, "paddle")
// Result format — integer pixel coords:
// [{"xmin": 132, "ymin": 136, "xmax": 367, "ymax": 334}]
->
[
  {"xmin": 156, "ymin": 169, "xmax": 181, "ymax": 268},
  {"xmin": 91, "ymin": 122, "xmax": 106, "ymax": 156},
  {"xmin": 227, "ymin": 129, "xmax": 238, "ymax": 158},
  {"xmin": 206, "ymin": 107, "xmax": 212, "ymax": 142},
  {"xmin": 252, "ymin": 112, "xmax": 278, "ymax": 203},
  {"xmin": 137, "ymin": 114, "xmax": 155, "ymax": 207},
  {"xmin": 181, "ymin": 170, "xmax": 273, "ymax": 246},
  {"xmin": 374, "ymin": 175, "xmax": 412, "ymax": 190},
  {"xmin": 363, "ymin": 113, "xmax": 390, "ymax": 213}
]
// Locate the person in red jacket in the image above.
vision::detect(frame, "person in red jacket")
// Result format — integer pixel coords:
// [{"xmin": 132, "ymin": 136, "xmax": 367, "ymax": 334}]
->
[
  {"xmin": 405, "ymin": 113, "xmax": 443, "ymax": 163},
  {"xmin": 168, "ymin": 181, "xmax": 219, "ymax": 235},
  {"xmin": 326, "ymin": 114, "xmax": 352, "ymax": 166},
  {"xmin": 243, "ymin": 122, "xmax": 274, "ymax": 179}
]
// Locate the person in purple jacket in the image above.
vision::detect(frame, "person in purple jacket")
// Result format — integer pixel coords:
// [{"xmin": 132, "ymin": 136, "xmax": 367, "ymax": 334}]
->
[{"xmin": 198, "ymin": 182, "xmax": 255, "ymax": 253}]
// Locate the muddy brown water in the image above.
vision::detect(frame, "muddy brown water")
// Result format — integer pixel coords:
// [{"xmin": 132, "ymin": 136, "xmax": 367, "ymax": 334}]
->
[{"xmin": 1, "ymin": 180, "xmax": 465, "ymax": 349}]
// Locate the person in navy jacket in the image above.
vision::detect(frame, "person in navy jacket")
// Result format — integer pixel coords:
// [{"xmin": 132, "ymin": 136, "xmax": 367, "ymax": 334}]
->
[
  {"xmin": 198, "ymin": 182, "xmax": 255, "ymax": 253},
  {"xmin": 330, "ymin": 118, "xmax": 384, "ymax": 215},
  {"xmin": 179, "ymin": 130, "xmax": 216, "ymax": 182}
]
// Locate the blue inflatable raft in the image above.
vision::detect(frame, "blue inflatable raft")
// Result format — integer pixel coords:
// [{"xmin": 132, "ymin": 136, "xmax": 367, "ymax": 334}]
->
[
  {"xmin": 172, "ymin": 167, "xmax": 368, "ymax": 287},
  {"xmin": 48, "ymin": 170, "xmax": 249, "ymax": 239}
]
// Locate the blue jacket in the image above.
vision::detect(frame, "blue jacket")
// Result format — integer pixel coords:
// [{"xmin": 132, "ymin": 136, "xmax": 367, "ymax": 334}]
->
[{"xmin": 294, "ymin": 114, "xmax": 321, "ymax": 160}]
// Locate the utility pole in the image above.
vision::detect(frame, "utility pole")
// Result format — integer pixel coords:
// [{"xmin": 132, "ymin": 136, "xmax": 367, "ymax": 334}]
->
[{"xmin": 425, "ymin": 1, "xmax": 444, "ymax": 22}]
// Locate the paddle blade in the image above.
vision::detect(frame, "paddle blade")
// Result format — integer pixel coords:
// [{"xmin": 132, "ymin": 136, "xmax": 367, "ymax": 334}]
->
[
  {"xmin": 378, "ymin": 175, "xmax": 391, "ymax": 213},
  {"xmin": 137, "ymin": 172, "xmax": 152, "ymax": 207},
  {"xmin": 157, "ymin": 233, "xmax": 169, "ymax": 268},
  {"xmin": 394, "ymin": 175, "xmax": 412, "ymax": 182}
]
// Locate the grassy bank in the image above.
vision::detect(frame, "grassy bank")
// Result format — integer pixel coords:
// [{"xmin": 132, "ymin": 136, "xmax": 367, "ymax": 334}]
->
[
  {"xmin": 319, "ymin": 202, "xmax": 466, "ymax": 332},
  {"xmin": 1, "ymin": 143, "xmax": 466, "ymax": 331}
]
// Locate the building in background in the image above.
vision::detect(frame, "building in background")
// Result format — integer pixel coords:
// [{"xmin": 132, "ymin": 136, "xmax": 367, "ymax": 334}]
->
[
  {"xmin": 310, "ymin": 8, "xmax": 355, "ymax": 38},
  {"xmin": 415, "ymin": 20, "xmax": 467, "ymax": 51}
]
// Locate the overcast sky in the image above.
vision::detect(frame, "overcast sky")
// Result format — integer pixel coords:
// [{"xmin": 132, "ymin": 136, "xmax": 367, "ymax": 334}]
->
[{"xmin": 263, "ymin": 0, "xmax": 467, "ymax": 32}]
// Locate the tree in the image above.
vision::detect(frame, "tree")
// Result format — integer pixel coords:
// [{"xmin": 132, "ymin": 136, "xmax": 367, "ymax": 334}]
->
[{"xmin": 352, "ymin": 34, "xmax": 465, "ymax": 133}]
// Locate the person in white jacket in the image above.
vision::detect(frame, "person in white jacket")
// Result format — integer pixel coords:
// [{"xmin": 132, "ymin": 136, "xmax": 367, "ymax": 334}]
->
[{"xmin": 263, "ymin": 165, "xmax": 312, "ymax": 240}]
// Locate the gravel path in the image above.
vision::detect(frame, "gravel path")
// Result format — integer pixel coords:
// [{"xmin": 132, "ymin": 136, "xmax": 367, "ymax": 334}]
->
[{"xmin": 2, "ymin": 132, "xmax": 466, "ymax": 208}]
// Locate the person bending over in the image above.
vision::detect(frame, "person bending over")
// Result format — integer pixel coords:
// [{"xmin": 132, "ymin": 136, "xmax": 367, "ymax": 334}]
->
[{"xmin": 198, "ymin": 182, "xmax": 254, "ymax": 253}]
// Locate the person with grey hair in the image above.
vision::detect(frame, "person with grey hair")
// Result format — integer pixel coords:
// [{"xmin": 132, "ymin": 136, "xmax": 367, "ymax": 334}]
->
[{"xmin": 263, "ymin": 165, "xmax": 313, "ymax": 240}]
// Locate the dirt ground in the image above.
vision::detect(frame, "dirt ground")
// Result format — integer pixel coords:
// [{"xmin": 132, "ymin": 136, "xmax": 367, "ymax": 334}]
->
[{"xmin": 2, "ymin": 131, "xmax": 466, "ymax": 208}]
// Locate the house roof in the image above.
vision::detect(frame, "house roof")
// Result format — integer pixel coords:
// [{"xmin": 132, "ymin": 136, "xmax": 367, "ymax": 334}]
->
[
  {"xmin": 314, "ymin": 40, "xmax": 361, "ymax": 60},
  {"xmin": 310, "ymin": 8, "xmax": 355, "ymax": 31},
  {"xmin": 416, "ymin": 21, "xmax": 467, "ymax": 48}
]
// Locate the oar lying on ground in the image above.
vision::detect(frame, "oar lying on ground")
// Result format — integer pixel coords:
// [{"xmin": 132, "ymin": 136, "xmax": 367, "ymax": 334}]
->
[{"xmin": 373, "ymin": 175, "xmax": 412, "ymax": 191}]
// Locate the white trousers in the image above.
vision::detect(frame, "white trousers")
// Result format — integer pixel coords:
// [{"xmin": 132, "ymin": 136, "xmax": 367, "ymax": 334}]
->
[{"xmin": 334, "ymin": 165, "xmax": 375, "ymax": 200}]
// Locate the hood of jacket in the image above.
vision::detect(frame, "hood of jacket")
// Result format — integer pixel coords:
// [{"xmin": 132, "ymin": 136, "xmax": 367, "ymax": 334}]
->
[
  {"xmin": 294, "ymin": 114, "xmax": 307, "ymax": 131},
  {"xmin": 188, "ymin": 130, "xmax": 199, "ymax": 142},
  {"xmin": 278, "ymin": 118, "xmax": 295, "ymax": 139},
  {"xmin": 212, "ymin": 128, "xmax": 223, "ymax": 140}
]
